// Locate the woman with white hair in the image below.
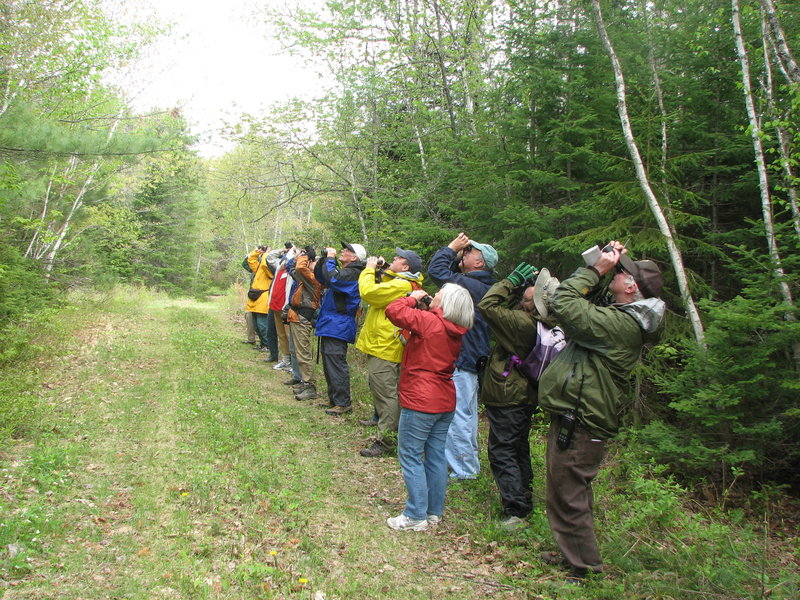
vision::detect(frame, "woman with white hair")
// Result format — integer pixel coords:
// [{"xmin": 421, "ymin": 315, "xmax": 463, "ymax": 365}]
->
[{"xmin": 383, "ymin": 283, "xmax": 474, "ymax": 531}]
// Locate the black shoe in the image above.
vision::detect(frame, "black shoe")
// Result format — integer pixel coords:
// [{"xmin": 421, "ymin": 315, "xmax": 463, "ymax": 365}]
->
[
  {"xmin": 359, "ymin": 440, "xmax": 391, "ymax": 457},
  {"xmin": 264, "ymin": 356, "xmax": 279, "ymax": 362},
  {"xmin": 359, "ymin": 417, "xmax": 379, "ymax": 427}
]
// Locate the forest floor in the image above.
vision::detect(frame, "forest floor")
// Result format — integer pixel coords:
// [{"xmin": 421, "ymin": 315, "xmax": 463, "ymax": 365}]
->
[{"xmin": 0, "ymin": 288, "xmax": 798, "ymax": 599}]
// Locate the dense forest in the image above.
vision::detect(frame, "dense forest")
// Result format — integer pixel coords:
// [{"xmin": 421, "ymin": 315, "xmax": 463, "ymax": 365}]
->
[{"xmin": 1, "ymin": 0, "xmax": 798, "ymax": 502}]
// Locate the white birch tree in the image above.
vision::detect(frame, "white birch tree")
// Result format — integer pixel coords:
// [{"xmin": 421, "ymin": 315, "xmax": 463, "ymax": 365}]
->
[
  {"xmin": 731, "ymin": 0, "xmax": 798, "ymax": 361},
  {"xmin": 590, "ymin": 0, "xmax": 706, "ymax": 346}
]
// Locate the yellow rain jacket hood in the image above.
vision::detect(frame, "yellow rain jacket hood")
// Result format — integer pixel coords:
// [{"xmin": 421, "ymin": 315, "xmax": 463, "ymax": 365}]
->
[{"xmin": 355, "ymin": 267, "xmax": 424, "ymax": 363}]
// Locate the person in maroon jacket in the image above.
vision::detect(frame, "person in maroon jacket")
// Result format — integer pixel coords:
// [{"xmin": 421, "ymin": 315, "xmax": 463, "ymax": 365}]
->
[{"xmin": 383, "ymin": 284, "xmax": 474, "ymax": 531}]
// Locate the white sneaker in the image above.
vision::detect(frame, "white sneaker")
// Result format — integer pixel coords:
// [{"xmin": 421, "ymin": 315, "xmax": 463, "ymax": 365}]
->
[
  {"xmin": 386, "ymin": 514, "xmax": 428, "ymax": 531},
  {"xmin": 427, "ymin": 515, "xmax": 441, "ymax": 526},
  {"xmin": 272, "ymin": 359, "xmax": 290, "ymax": 370}
]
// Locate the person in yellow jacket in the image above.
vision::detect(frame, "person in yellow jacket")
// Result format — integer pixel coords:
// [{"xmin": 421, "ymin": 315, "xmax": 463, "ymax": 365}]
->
[
  {"xmin": 245, "ymin": 246, "xmax": 276, "ymax": 352},
  {"xmin": 355, "ymin": 248, "xmax": 425, "ymax": 457}
]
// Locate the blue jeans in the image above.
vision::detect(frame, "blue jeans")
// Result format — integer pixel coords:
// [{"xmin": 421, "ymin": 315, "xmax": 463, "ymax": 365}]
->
[
  {"xmin": 445, "ymin": 368, "xmax": 480, "ymax": 479},
  {"xmin": 398, "ymin": 408, "xmax": 454, "ymax": 521},
  {"xmin": 263, "ymin": 309, "xmax": 278, "ymax": 358}
]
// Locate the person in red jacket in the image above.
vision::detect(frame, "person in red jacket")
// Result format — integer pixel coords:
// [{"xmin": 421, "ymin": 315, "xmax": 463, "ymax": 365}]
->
[{"xmin": 384, "ymin": 284, "xmax": 474, "ymax": 531}]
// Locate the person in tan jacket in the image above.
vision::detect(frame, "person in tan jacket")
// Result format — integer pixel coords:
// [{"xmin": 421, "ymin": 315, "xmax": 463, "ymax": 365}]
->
[{"xmin": 287, "ymin": 247, "xmax": 323, "ymax": 401}]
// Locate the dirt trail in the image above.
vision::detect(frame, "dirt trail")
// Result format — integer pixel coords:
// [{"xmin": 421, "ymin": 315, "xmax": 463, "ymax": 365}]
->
[{"xmin": 2, "ymin": 297, "xmax": 533, "ymax": 599}]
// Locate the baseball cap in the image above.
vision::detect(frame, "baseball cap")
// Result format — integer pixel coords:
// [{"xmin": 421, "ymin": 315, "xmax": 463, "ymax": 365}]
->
[
  {"xmin": 394, "ymin": 247, "xmax": 423, "ymax": 273},
  {"xmin": 341, "ymin": 241, "xmax": 366, "ymax": 261},
  {"xmin": 618, "ymin": 255, "xmax": 663, "ymax": 298},
  {"xmin": 468, "ymin": 241, "xmax": 498, "ymax": 269}
]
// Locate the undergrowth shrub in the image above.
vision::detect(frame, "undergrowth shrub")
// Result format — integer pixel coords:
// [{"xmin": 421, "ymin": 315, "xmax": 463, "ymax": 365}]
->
[
  {"xmin": 598, "ymin": 454, "xmax": 798, "ymax": 598},
  {"xmin": 639, "ymin": 243, "xmax": 800, "ymax": 493},
  {"xmin": 0, "ymin": 240, "xmax": 58, "ymax": 363}
]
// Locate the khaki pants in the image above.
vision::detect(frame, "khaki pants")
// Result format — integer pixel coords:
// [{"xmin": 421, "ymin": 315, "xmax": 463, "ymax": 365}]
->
[
  {"xmin": 367, "ymin": 355, "xmax": 400, "ymax": 445},
  {"xmin": 290, "ymin": 319, "xmax": 314, "ymax": 383},
  {"xmin": 273, "ymin": 311, "xmax": 290, "ymax": 355},
  {"xmin": 545, "ymin": 417, "xmax": 605, "ymax": 575},
  {"xmin": 244, "ymin": 311, "xmax": 257, "ymax": 344}
]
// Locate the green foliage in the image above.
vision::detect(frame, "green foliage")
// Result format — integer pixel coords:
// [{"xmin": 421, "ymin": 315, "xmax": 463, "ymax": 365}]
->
[
  {"xmin": 641, "ymin": 238, "xmax": 800, "ymax": 490},
  {"xmin": 0, "ymin": 239, "xmax": 56, "ymax": 360},
  {"xmin": 598, "ymin": 456, "xmax": 796, "ymax": 598}
]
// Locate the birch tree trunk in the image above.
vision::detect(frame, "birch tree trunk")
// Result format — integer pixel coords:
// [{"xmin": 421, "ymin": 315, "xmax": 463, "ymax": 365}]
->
[
  {"xmin": 24, "ymin": 162, "xmax": 62, "ymax": 258},
  {"xmin": 731, "ymin": 0, "xmax": 796, "ymax": 315},
  {"xmin": 430, "ymin": 0, "xmax": 459, "ymax": 135},
  {"xmin": 590, "ymin": 0, "xmax": 706, "ymax": 346},
  {"xmin": 42, "ymin": 108, "xmax": 124, "ymax": 276},
  {"xmin": 346, "ymin": 162, "xmax": 369, "ymax": 244},
  {"xmin": 641, "ymin": 0, "xmax": 674, "ymax": 222},
  {"xmin": 759, "ymin": 0, "xmax": 800, "ymax": 83},
  {"xmin": 760, "ymin": 10, "xmax": 800, "ymax": 240}
]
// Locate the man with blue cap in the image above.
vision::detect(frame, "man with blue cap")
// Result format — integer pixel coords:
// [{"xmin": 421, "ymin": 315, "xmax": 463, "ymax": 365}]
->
[{"xmin": 428, "ymin": 233, "xmax": 497, "ymax": 479}]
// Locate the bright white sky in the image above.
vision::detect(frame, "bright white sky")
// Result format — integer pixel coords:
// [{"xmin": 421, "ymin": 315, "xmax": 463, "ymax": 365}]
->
[{"xmin": 109, "ymin": 0, "xmax": 326, "ymax": 156}]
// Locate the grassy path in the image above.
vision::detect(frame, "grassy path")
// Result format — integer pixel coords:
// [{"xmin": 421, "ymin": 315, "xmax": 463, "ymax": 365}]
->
[
  {"xmin": 3, "ymin": 290, "xmax": 797, "ymax": 599},
  {"xmin": 1, "ymin": 293, "xmax": 538, "ymax": 599}
]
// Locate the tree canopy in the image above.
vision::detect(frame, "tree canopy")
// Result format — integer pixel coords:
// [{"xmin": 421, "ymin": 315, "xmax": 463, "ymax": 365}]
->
[{"xmin": 1, "ymin": 0, "xmax": 798, "ymax": 493}]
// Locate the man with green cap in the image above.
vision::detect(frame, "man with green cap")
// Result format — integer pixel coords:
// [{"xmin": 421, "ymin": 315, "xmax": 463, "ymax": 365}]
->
[{"xmin": 428, "ymin": 232, "xmax": 497, "ymax": 480}]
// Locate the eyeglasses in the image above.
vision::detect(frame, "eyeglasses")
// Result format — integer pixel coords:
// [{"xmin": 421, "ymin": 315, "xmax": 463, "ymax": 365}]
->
[{"xmin": 614, "ymin": 264, "xmax": 628, "ymax": 275}]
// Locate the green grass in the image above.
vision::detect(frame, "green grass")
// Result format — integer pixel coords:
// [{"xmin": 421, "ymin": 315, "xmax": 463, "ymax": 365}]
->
[{"xmin": 0, "ymin": 285, "xmax": 797, "ymax": 599}]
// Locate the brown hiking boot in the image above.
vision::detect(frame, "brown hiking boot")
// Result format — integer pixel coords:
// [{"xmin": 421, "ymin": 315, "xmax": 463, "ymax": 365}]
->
[
  {"xmin": 325, "ymin": 405, "xmax": 352, "ymax": 416},
  {"xmin": 540, "ymin": 551, "xmax": 571, "ymax": 569},
  {"xmin": 359, "ymin": 440, "xmax": 391, "ymax": 457},
  {"xmin": 294, "ymin": 383, "xmax": 318, "ymax": 401}
]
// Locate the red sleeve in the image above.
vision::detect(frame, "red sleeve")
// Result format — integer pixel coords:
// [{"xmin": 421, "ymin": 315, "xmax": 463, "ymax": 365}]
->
[{"xmin": 386, "ymin": 296, "xmax": 436, "ymax": 334}]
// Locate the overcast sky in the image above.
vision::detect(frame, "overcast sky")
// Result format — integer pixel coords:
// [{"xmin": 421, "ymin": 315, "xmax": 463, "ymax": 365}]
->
[{"xmin": 110, "ymin": 0, "xmax": 325, "ymax": 156}]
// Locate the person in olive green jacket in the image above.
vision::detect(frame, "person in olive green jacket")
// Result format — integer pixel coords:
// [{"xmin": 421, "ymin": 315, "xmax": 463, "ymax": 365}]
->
[
  {"xmin": 538, "ymin": 241, "xmax": 665, "ymax": 581},
  {"xmin": 477, "ymin": 263, "xmax": 541, "ymax": 531}
]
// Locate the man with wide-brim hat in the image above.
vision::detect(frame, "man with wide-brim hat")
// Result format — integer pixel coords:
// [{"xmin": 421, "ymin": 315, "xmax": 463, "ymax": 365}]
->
[{"xmin": 538, "ymin": 240, "xmax": 665, "ymax": 582}]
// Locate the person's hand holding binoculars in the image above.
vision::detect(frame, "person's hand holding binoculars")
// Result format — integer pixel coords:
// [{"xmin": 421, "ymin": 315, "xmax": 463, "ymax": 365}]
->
[
  {"xmin": 408, "ymin": 289, "xmax": 432, "ymax": 309},
  {"xmin": 507, "ymin": 262, "xmax": 537, "ymax": 287},
  {"xmin": 594, "ymin": 241, "xmax": 626, "ymax": 276}
]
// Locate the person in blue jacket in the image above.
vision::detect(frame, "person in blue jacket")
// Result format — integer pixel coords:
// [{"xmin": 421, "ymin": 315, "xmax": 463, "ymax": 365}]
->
[
  {"xmin": 314, "ymin": 241, "xmax": 367, "ymax": 415},
  {"xmin": 427, "ymin": 232, "xmax": 497, "ymax": 479}
]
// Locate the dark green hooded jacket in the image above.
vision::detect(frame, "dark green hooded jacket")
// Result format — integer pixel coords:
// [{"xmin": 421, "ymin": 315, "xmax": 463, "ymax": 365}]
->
[
  {"xmin": 538, "ymin": 267, "xmax": 665, "ymax": 439},
  {"xmin": 477, "ymin": 279, "xmax": 539, "ymax": 408}
]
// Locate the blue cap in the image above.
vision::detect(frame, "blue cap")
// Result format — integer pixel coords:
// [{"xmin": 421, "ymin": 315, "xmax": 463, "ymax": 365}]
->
[{"xmin": 395, "ymin": 247, "xmax": 423, "ymax": 273}]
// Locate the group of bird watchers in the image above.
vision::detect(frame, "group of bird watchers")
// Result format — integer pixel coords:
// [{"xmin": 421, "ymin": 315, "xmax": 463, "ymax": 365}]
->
[{"xmin": 241, "ymin": 233, "xmax": 666, "ymax": 583}]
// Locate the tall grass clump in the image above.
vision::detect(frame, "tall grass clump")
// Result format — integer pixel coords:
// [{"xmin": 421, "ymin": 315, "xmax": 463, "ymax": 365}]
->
[{"xmin": 596, "ymin": 448, "xmax": 799, "ymax": 599}]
